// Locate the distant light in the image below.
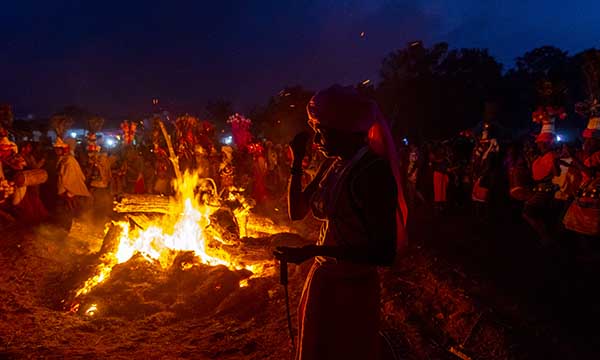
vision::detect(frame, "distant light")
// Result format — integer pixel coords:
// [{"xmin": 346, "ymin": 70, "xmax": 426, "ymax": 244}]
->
[
  {"xmin": 362, "ymin": 79, "xmax": 371, "ymax": 85},
  {"xmin": 106, "ymin": 138, "xmax": 116, "ymax": 147},
  {"xmin": 221, "ymin": 135, "xmax": 233, "ymax": 145},
  {"xmin": 402, "ymin": 138, "xmax": 409, "ymax": 145},
  {"xmin": 70, "ymin": 132, "xmax": 77, "ymax": 138},
  {"xmin": 360, "ymin": 31, "xmax": 365, "ymax": 38},
  {"xmin": 556, "ymin": 135, "xmax": 563, "ymax": 142}
]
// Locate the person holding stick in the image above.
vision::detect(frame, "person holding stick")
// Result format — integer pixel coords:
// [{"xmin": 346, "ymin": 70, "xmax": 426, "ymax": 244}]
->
[{"xmin": 275, "ymin": 85, "xmax": 407, "ymax": 360}]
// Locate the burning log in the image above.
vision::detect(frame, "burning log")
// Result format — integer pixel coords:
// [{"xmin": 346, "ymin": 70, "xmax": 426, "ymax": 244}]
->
[
  {"xmin": 113, "ymin": 194, "xmax": 178, "ymax": 214},
  {"xmin": 98, "ymin": 221, "xmax": 123, "ymax": 258},
  {"xmin": 98, "ymin": 214, "xmax": 163, "ymax": 257},
  {"xmin": 246, "ymin": 215, "xmax": 294, "ymax": 238},
  {"xmin": 207, "ymin": 208, "xmax": 240, "ymax": 245}
]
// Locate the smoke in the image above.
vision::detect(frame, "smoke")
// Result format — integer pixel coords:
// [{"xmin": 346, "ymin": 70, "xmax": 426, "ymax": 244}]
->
[{"xmin": 33, "ymin": 211, "xmax": 107, "ymax": 267}]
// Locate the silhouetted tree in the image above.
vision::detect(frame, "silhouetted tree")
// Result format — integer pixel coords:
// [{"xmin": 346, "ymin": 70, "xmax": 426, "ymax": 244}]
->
[
  {"xmin": 377, "ymin": 42, "xmax": 502, "ymax": 141},
  {"xmin": 569, "ymin": 49, "xmax": 600, "ymax": 104},
  {"xmin": 438, "ymin": 48, "xmax": 503, "ymax": 133},
  {"xmin": 378, "ymin": 42, "xmax": 448, "ymax": 140},
  {"xmin": 503, "ymin": 46, "xmax": 571, "ymax": 130}
]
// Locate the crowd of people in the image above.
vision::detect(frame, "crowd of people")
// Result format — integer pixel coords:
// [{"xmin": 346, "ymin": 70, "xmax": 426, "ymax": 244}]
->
[
  {"xmin": 271, "ymin": 85, "xmax": 600, "ymax": 359},
  {"xmin": 1, "ymin": 98, "xmax": 600, "ymax": 254},
  {"xmin": 0, "ymin": 110, "xmax": 328, "ymax": 231},
  {"xmin": 400, "ymin": 103, "xmax": 600, "ymax": 254}
]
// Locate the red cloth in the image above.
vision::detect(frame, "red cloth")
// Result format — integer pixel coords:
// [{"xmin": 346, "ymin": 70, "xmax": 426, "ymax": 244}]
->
[
  {"xmin": 296, "ymin": 261, "xmax": 380, "ymax": 360},
  {"xmin": 532, "ymin": 152, "xmax": 556, "ymax": 181},
  {"xmin": 433, "ymin": 171, "xmax": 449, "ymax": 202},
  {"xmin": 536, "ymin": 132, "xmax": 555, "ymax": 143},
  {"xmin": 252, "ymin": 156, "xmax": 268, "ymax": 203},
  {"xmin": 14, "ymin": 187, "xmax": 48, "ymax": 224},
  {"xmin": 134, "ymin": 176, "xmax": 145, "ymax": 194}
]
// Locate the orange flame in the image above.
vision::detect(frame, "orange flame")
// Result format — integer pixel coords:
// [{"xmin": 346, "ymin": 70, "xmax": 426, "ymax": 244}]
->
[{"xmin": 74, "ymin": 172, "xmax": 281, "ymax": 300}]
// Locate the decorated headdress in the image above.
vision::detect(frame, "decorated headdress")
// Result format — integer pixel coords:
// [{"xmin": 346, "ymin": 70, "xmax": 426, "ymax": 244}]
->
[
  {"xmin": 197, "ymin": 120, "xmax": 216, "ymax": 150},
  {"xmin": 53, "ymin": 137, "xmax": 69, "ymax": 149},
  {"xmin": 247, "ymin": 142, "xmax": 264, "ymax": 156},
  {"xmin": 120, "ymin": 120, "xmax": 137, "ymax": 145},
  {"xmin": 307, "ymin": 85, "xmax": 408, "ymax": 249},
  {"xmin": 532, "ymin": 106, "xmax": 566, "ymax": 143},
  {"xmin": 200, "ymin": 120, "xmax": 216, "ymax": 137},
  {"xmin": 227, "ymin": 113, "xmax": 252, "ymax": 149},
  {"xmin": 0, "ymin": 136, "xmax": 18, "ymax": 154},
  {"xmin": 87, "ymin": 116, "xmax": 105, "ymax": 152},
  {"xmin": 576, "ymin": 50, "xmax": 600, "ymax": 139},
  {"xmin": 87, "ymin": 143, "xmax": 101, "ymax": 152},
  {"xmin": 175, "ymin": 115, "xmax": 199, "ymax": 144},
  {"xmin": 174, "ymin": 114, "xmax": 199, "ymax": 159},
  {"xmin": 50, "ymin": 114, "xmax": 73, "ymax": 147},
  {"xmin": 532, "ymin": 79, "xmax": 567, "ymax": 143}
]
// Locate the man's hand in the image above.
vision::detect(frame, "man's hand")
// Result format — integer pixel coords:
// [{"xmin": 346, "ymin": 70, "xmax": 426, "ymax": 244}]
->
[{"xmin": 273, "ymin": 245, "xmax": 318, "ymax": 264}]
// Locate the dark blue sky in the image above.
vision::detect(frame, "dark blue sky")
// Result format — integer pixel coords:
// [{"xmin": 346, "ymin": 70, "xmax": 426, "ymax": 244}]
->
[{"xmin": 1, "ymin": 0, "xmax": 598, "ymax": 118}]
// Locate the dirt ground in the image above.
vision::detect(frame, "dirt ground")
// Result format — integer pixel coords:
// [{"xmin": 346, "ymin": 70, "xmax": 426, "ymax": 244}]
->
[{"xmin": 1, "ymin": 199, "xmax": 600, "ymax": 359}]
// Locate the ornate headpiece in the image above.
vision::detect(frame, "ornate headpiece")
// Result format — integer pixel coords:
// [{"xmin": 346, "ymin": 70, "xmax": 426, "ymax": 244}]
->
[
  {"xmin": 120, "ymin": 120, "xmax": 137, "ymax": 145},
  {"xmin": 532, "ymin": 106, "xmax": 566, "ymax": 143}
]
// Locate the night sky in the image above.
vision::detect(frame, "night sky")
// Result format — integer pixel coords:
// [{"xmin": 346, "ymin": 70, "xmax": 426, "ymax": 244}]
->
[{"xmin": 1, "ymin": 0, "xmax": 599, "ymax": 118}]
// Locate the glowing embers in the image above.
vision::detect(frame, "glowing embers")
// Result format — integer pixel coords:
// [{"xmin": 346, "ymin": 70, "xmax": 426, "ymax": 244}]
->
[{"xmin": 85, "ymin": 304, "xmax": 98, "ymax": 316}]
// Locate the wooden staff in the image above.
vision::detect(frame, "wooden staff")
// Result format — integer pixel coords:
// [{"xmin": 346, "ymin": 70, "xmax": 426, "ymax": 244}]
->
[{"xmin": 157, "ymin": 119, "xmax": 182, "ymax": 182}]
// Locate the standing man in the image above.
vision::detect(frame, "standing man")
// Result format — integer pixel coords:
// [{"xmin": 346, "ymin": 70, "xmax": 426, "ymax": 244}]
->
[
  {"xmin": 275, "ymin": 85, "xmax": 407, "ymax": 360},
  {"xmin": 87, "ymin": 146, "xmax": 113, "ymax": 218},
  {"xmin": 55, "ymin": 138, "xmax": 91, "ymax": 230},
  {"xmin": 523, "ymin": 107, "xmax": 565, "ymax": 247},
  {"xmin": 471, "ymin": 122, "xmax": 500, "ymax": 219}
]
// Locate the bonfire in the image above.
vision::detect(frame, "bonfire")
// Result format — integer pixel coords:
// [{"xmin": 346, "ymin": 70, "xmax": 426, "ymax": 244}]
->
[{"xmin": 68, "ymin": 171, "xmax": 294, "ymax": 318}]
